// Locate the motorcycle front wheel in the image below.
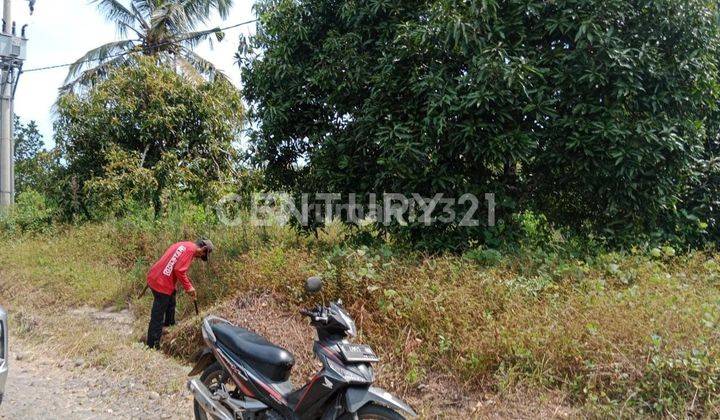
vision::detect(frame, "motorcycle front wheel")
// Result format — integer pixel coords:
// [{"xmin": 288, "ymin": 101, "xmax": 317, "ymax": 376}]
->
[{"xmin": 339, "ymin": 403, "xmax": 406, "ymax": 420}]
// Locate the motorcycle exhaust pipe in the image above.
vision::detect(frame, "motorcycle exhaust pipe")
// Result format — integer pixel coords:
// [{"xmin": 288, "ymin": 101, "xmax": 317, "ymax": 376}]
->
[{"xmin": 187, "ymin": 379, "xmax": 234, "ymax": 420}]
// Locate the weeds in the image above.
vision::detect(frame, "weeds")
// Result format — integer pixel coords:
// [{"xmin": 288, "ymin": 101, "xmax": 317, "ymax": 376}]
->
[{"xmin": 0, "ymin": 216, "xmax": 718, "ymax": 416}]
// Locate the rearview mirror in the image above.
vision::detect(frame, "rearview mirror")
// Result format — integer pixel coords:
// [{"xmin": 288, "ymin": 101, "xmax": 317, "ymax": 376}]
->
[{"xmin": 305, "ymin": 276, "xmax": 323, "ymax": 294}]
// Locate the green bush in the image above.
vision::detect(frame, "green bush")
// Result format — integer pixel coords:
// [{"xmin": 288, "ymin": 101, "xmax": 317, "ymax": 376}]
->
[
  {"xmin": 83, "ymin": 146, "xmax": 158, "ymax": 219},
  {"xmin": 463, "ymin": 247, "xmax": 502, "ymax": 267},
  {"xmin": 0, "ymin": 190, "xmax": 56, "ymax": 234},
  {"xmin": 684, "ymin": 156, "xmax": 720, "ymax": 245},
  {"xmin": 586, "ymin": 344, "xmax": 720, "ymax": 417}
]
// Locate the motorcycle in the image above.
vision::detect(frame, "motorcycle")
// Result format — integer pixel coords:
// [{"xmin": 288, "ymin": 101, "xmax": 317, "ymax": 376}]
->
[{"xmin": 187, "ymin": 277, "xmax": 417, "ymax": 420}]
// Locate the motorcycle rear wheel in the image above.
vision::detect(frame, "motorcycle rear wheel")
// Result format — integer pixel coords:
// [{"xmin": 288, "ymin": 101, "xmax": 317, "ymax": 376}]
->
[{"xmin": 194, "ymin": 362, "xmax": 235, "ymax": 420}]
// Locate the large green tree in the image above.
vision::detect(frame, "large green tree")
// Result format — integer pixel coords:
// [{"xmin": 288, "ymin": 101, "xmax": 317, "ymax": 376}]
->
[
  {"xmin": 64, "ymin": 0, "xmax": 233, "ymax": 93},
  {"xmin": 55, "ymin": 57, "xmax": 244, "ymax": 218},
  {"xmin": 241, "ymin": 0, "xmax": 720, "ymax": 246}
]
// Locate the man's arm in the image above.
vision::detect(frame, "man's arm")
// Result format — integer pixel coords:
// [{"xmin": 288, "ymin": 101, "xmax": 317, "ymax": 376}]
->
[{"xmin": 175, "ymin": 252, "xmax": 196, "ymax": 297}]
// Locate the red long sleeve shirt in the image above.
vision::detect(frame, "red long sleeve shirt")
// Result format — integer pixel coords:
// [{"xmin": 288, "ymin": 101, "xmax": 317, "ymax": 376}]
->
[{"xmin": 147, "ymin": 241, "xmax": 197, "ymax": 295}]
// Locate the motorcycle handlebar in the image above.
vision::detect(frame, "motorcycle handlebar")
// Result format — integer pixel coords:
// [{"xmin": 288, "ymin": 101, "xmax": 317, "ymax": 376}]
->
[{"xmin": 300, "ymin": 307, "xmax": 329, "ymax": 324}]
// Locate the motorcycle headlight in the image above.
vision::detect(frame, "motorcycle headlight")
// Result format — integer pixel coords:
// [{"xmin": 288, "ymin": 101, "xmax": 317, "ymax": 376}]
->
[
  {"xmin": 326, "ymin": 357, "xmax": 373, "ymax": 384},
  {"xmin": 337, "ymin": 309, "xmax": 357, "ymax": 337}
]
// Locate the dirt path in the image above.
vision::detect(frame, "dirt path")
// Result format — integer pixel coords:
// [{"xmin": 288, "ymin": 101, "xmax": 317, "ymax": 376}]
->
[{"xmin": 0, "ymin": 338, "xmax": 193, "ymax": 420}]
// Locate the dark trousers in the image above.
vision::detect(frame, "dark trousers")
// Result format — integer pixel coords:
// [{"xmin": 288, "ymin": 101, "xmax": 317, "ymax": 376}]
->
[{"xmin": 146, "ymin": 289, "xmax": 177, "ymax": 349}]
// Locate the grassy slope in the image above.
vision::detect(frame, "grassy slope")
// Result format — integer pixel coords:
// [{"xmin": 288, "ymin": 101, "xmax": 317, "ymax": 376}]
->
[{"xmin": 0, "ymin": 219, "xmax": 719, "ymax": 417}]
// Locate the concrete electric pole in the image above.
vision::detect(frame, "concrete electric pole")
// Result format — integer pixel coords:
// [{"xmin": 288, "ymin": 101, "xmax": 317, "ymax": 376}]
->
[{"xmin": 0, "ymin": 0, "xmax": 27, "ymax": 207}]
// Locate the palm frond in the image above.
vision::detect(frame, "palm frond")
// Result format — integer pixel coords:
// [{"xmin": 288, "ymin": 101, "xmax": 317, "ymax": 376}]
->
[
  {"xmin": 150, "ymin": 2, "xmax": 194, "ymax": 38},
  {"xmin": 92, "ymin": 0, "xmax": 139, "ymax": 35},
  {"xmin": 179, "ymin": 27, "xmax": 223, "ymax": 49},
  {"xmin": 131, "ymin": 0, "xmax": 155, "ymax": 17},
  {"xmin": 60, "ymin": 54, "xmax": 134, "ymax": 96},
  {"xmin": 64, "ymin": 39, "xmax": 136, "ymax": 84},
  {"xmin": 129, "ymin": 2, "xmax": 151, "ymax": 31},
  {"xmin": 180, "ymin": 49, "xmax": 230, "ymax": 83},
  {"xmin": 211, "ymin": 0, "xmax": 234, "ymax": 19},
  {"xmin": 118, "ymin": 21, "xmax": 144, "ymax": 39},
  {"xmin": 182, "ymin": 0, "xmax": 235, "ymax": 23},
  {"xmin": 175, "ymin": 57, "xmax": 206, "ymax": 84}
]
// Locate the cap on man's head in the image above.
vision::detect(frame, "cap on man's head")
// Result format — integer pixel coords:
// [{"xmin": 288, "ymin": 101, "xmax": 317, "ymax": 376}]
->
[{"xmin": 195, "ymin": 238, "xmax": 215, "ymax": 261}]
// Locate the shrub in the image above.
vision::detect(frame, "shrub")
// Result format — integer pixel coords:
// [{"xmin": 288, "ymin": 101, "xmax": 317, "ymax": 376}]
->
[
  {"xmin": 684, "ymin": 156, "xmax": 720, "ymax": 244},
  {"xmin": 0, "ymin": 190, "xmax": 55, "ymax": 234},
  {"xmin": 463, "ymin": 247, "xmax": 502, "ymax": 266}
]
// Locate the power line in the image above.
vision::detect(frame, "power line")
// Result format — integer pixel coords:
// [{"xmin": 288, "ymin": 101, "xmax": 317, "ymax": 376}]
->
[{"xmin": 22, "ymin": 17, "xmax": 260, "ymax": 73}]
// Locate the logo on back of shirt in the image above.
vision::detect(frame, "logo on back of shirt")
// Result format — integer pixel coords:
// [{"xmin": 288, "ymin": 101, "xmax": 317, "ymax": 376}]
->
[{"xmin": 162, "ymin": 245, "xmax": 186, "ymax": 276}]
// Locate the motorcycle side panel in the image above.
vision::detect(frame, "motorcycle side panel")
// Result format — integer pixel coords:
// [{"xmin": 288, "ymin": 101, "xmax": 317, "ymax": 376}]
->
[
  {"xmin": 293, "ymin": 373, "xmax": 345, "ymax": 418},
  {"xmin": 345, "ymin": 386, "xmax": 418, "ymax": 418}
]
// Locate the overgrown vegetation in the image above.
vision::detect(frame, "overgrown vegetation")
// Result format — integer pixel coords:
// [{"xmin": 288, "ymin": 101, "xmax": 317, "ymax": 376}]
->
[
  {"xmin": 0, "ymin": 208, "xmax": 718, "ymax": 417},
  {"xmin": 4, "ymin": 0, "xmax": 720, "ymax": 417}
]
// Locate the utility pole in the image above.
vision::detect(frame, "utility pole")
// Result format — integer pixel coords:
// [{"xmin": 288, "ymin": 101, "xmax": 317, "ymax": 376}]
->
[
  {"xmin": 0, "ymin": 0, "xmax": 12, "ymax": 207},
  {"xmin": 0, "ymin": 0, "xmax": 26, "ymax": 207}
]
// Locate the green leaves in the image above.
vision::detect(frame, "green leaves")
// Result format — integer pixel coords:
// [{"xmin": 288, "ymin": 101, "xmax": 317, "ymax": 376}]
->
[
  {"xmin": 242, "ymin": 0, "xmax": 720, "ymax": 247},
  {"xmin": 54, "ymin": 57, "xmax": 244, "ymax": 219}
]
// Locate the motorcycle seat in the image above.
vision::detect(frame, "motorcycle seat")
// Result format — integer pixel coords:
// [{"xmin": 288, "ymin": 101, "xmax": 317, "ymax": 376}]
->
[{"xmin": 212, "ymin": 323, "xmax": 295, "ymax": 382}]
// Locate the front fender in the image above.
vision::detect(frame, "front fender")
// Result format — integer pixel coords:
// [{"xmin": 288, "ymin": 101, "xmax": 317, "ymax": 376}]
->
[
  {"xmin": 345, "ymin": 386, "xmax": 417, "ymax": 418},
  {"xmin": 188, "ymin": 347, "xmax": 215, "ymax": 376}
]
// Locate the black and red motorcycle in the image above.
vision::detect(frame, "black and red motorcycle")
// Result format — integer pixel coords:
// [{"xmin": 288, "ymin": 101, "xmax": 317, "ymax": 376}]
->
[{"xmin": 187, "ymin": 277, "xmax": 417, "ymax": 419}]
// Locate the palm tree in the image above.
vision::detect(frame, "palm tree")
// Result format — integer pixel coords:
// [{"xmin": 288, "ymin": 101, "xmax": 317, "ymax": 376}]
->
[{"xmin": 63, "ymin": 0, "xmax": 233, "ymax": 93}]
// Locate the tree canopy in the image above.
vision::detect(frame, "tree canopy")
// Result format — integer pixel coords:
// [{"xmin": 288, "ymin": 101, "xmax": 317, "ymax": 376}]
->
[
  {"xmin": 55, "ymin": 57, "xmax": 244, "ymax": 218},
  {"xmin": 241, "ymin": 0, "xmax": 720, "ymax": 246}
]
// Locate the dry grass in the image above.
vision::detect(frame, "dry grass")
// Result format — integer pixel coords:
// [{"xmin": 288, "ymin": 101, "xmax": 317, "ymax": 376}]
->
[
  {"xmin": 0, "ymin": 220, "xmax": 719, "ymax": 417},
  {"xmin": 162, "ymin": 290, "xmax": 577, "ymax": 418}
]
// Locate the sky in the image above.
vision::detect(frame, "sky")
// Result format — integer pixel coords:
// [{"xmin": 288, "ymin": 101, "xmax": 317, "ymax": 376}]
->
[{"xmin": 13, "ymin": 0, "xmax": 257, "ymax": 147}]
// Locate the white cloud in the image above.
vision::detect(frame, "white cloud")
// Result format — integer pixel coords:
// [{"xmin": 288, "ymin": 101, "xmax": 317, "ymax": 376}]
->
[{"xmin": 13, "ymin": 0, "xmax": 256, "ymax": 147}]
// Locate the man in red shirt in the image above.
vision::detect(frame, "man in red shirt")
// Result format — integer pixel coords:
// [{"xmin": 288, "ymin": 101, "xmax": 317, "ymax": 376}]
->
[{"xmin": 146, "ymin": 238, "xmax": 214, "ymax": 349}]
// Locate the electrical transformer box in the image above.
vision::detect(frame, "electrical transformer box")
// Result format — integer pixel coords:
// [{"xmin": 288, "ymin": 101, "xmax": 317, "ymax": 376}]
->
[{"xmin": 0, "ymin": 34, "xmax": 26, "ymax": 61}]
